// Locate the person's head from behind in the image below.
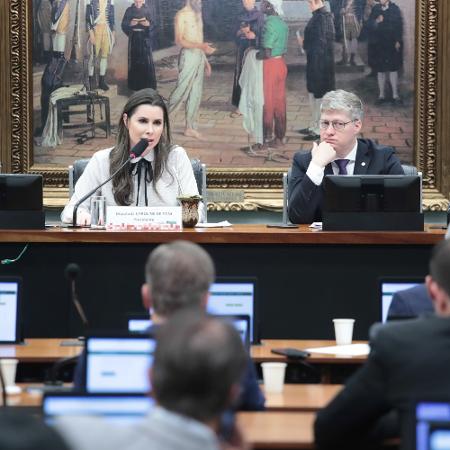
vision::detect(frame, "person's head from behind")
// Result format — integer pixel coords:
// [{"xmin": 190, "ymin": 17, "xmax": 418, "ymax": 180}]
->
[
  {"xmin": 151, "ymin": 310, "xmax": 247, "ymax": 424},
  {"xmin": 0, "ymin": 410, "xmax": 69, "ymax": 450},
  {"xmin": 142, "ymin": 241, "xmax": 215, "ymax": 321},
  {"xmin": 319, "ymin": 90, "xmax": 363, "ymax": 157},
  {"xmin": 426, "ymin": 240, "xmax": 450, "ymax": 316},
  {"xmin": 110, "ymin": 88, "xmax": 172, "ymax": 205}
]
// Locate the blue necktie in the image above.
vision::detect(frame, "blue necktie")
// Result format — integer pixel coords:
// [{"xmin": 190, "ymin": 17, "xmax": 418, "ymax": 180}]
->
[{"xmin": 335, "ymin": 159, "xmax": 350, "ymax": 175}]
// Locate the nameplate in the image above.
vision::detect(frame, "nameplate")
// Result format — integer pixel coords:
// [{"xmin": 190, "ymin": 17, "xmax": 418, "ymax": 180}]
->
[{"xmin": 106, "ymin": 206, "xmax": 182, "ymax": 231}]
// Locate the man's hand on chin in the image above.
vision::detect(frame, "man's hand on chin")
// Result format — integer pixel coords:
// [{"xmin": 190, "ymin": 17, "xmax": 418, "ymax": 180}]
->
[{"xmin": 311, "ymin": 141, "xmax": 336, "ymax": 168}]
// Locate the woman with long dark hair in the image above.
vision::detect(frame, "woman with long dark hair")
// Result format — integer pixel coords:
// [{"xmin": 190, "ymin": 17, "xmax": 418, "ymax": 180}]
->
[{"xmin": 61, "ymin": 88, "xmax": 199, "ymax": 225}]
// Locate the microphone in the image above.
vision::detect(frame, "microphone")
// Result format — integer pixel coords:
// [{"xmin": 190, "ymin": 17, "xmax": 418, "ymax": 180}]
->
[
  {"xmin": 65, "ymin": 263, "xmax": 89, "ymax": 328},
  {"xmin": 0, "ymin": 364, "xmax": 6, "ymax": 407},
  {"xmin": 72, "ymin": 138, "xmax": 149, "ymax": 226}
]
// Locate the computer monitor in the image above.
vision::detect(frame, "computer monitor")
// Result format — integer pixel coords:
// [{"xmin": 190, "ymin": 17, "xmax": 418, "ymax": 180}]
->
[
  {"xmin": 42, "ymin": 392, "xmax": 154, "ymax": 425},
  {"xmin": 84, "ymin": 335, "xmax": 155, "ymax": 394},
  {"xmin": 127, "ymin": 277, "xmax": 259, "ymax": 343},
  {"xmin": 414, "ymin": 400, "xmax": 450, "ymax": 450},
  {"xmin": 0, "ymin": 174, "xmax": 45, "ymax": 229},
  {"xmin": 323, "ymin": 175, "xmax": 423, "ymax": 231},
  {"xmin": 379, "ymin": 277, "xmax": 423, "ymax": 322},
  {"xmin": 0, "ymin": 277, "xmax": 21, "ymax": 343}
]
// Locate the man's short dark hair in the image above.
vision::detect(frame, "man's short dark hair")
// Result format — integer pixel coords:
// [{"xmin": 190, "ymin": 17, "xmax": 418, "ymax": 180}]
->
[
  {"xmin": 429, "ymin": 240, "xmax": 450, "ymax": 296},
  {"xmin": 145, "ymin": 241, "xmax": 215, "ymax": 316},
  {"xmin": 152, "ymin": 310, "xmax": 247, "ymax": 422}
]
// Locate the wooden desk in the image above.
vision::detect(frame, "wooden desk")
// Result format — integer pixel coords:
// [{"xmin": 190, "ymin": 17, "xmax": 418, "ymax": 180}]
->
[
  {"xmin": 0, "ymin": 225, "xmax": 441, "ymax": 339},
  {"xmin": 253, "ymin": 340, "xmax": 367, "ymax": 364},
  {"xmin": 0, "ymin": 339, "xmax": 82, "ymax": 362},
  {"xmin": 263, "ymin": 384, "xmax": 342, "ymax": 412},
  {"xmin": 238, "ymin": 411, "xmax": 316, "ymax": 449}
]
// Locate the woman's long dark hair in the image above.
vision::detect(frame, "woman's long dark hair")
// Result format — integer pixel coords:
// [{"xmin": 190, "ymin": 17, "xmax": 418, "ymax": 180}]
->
[{"xmin": 109, "ymin": 88, "xmax": 172, "ymax": 205}]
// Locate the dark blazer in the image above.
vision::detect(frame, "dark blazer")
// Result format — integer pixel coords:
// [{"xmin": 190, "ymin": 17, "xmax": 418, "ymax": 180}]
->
[
  {"xmin": 387, "ymin": 284, "xmax": 433, "ymax": 320},
  {"xmin": 314, "ymin": 314, "xmax": 450, "ymax": 450},
  {"xmin": 288, "ymin": 138, "xmax": 404, "ymax": 224}
]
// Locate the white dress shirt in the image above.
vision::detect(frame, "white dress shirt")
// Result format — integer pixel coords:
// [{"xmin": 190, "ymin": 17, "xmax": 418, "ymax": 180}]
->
[
  {"xmin": 61, "ymin": 145, "xmax": 200, "ymax": 223},
  {"xmin": 306, "ymin": 141, "xmax": 358, "ymax": 186}
]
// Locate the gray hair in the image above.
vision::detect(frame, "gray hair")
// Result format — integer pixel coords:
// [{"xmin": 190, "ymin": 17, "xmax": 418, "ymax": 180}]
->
[
  {"xmin": 145, "ymin": 241, "xmax": 215, "ymax": 317},
  {"xmin": 320, "ymin": 90, "xmax": 364, "ymax": 121}
]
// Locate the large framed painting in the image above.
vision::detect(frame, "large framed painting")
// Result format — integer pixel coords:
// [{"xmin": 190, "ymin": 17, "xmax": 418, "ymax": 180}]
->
[{"xmin": 0, "ymin": 0, "xmax": 449, "ymax": 210}]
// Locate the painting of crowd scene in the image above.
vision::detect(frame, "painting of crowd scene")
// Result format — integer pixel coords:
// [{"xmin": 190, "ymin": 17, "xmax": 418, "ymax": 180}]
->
[{"xmin": 32, "ymin": 0, "xmax": 415, "ymax": 169}]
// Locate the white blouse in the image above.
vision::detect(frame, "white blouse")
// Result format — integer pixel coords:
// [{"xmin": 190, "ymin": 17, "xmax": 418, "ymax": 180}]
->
[{"xmin": 61, "ymin": 145, "xmax": 200, "ymax": 223}]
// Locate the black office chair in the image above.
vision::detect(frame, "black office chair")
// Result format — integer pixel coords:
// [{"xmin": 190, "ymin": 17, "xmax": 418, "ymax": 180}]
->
[{"xmin": 282, "ymin": 164, "xmax": 421, "ymax": 223}]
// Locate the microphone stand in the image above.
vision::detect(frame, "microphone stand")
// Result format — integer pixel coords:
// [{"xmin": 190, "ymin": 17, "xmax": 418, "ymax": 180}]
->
[
  {"xmin": 0, "ymin": 365, "xmax": 7, "ymax": 407},
  {"xmin": 72, "ymin": 157, "xmax": 131, "ymax": 227},
  {"xmin": 71, "ymin": 138, "xmax": 149, "ymax": 227}
]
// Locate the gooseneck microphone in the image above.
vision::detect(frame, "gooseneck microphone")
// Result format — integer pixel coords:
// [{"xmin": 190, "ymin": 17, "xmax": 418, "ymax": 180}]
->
[
  {"xmin": 72, "ymin": 138, "xmax": 149, "ymax": 227},
  {"xmin": 65, "ymin": 263, "xmax": 88, "ymax": 328}
]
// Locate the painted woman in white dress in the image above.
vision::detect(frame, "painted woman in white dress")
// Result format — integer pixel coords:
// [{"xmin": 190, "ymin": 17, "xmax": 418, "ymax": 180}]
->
[{"xmin": 61, "ymin": 88, "xmax": 200, "ymax": 225}]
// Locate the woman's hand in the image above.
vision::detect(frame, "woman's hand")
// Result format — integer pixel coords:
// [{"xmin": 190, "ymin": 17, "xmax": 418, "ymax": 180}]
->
[{"xmin": 76, "ymin": 210, "xmax": 91, "ymax": 227}]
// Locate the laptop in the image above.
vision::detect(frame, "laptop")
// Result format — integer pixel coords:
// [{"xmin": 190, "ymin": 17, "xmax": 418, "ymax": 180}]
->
[
  {"xmin": 84, "ymin": 335, "xmax": 156, "ymax": 394},
  {"xmin": 127, "ymin": 277, "xmax": 259, "ymax": 343},
  {"xmin": 414, "ymin": 400, "xmax": 450, "ymax": 450},
  {"xmin": 0, "ymin": 277, "xmax": 22, "ymax": 343},
  {"xmin": 42, "ymin": 392, "xmax": 154, "ymax": 425},
  {"xmin": 378, "ymin": 277, "xmax": 423, "ymax": 323}
]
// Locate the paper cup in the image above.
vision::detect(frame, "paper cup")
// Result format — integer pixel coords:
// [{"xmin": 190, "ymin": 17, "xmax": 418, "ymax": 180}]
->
[
  {"xmin": 261, "ymin": 362, "xmax": 286, "ymax": 393},
  {"xmin": 0, "ymin": 358, "xmax": 18, "ymax": 388},
  {"xmin": 333, "ymin": 319, "xmax": 355, "ymax": 346}
]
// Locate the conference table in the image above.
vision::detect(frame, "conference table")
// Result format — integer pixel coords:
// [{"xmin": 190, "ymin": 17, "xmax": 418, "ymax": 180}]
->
[
  {"xmin": 0, "ymin": 225, "xmax": 442, "ymax": 340},
  {"xmin": 0, "ymin": 338, "xmax": 367, "ymax": 364}
]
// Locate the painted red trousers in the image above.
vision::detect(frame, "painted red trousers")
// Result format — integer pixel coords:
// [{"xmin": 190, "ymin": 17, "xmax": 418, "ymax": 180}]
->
[{"xmin": 263, "ymin": 57, "xmax": 287, "ymax": 141}]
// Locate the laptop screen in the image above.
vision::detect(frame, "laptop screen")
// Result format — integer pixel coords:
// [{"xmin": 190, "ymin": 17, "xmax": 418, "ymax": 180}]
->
[
  {"xmin": 85, "ymin": 336, "xmax": 155, "ymax": 393},
  {"xmin": 43, "ymin": 393, "xmax": 154, "ymax": 425},
  {"xmin": 415, "ymin": 401, "xmax": 450, "ymax": 450},
  {"xmin": 0, "ymin": 278, "xmax": 21, "ymax": 343},
  {"xmin": 379, "ymin": 278, "xmax": 423, "ymax": 322},
  {"xmin": 128, "ymin": 277, "xmax": 258, "ymax": 343}
]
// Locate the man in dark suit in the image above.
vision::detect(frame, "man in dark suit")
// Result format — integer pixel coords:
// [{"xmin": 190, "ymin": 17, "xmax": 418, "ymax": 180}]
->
[
  {"xmin": 387, "ymin": 284, "xmax": 433, "ymax": 320},
  {"xmin": 288, "ymin": 89, "xmax": 404, "ymax": 224},
  {"xmin": 314, "ymin": 239, "xmax": 450, "ymax": 450}
]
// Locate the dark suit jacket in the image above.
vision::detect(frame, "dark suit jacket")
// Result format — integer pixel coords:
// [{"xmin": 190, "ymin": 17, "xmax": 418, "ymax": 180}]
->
[
  {"xmin": 314, "ymin": 314, "xmax": 450, "ymax": 450},
  {"xmin": 288, "ymin": 138, "xmax": 404, "ymax": 224},
  {"xmin": 387, "ymin": 284, "xmax": 433, "ymax": 320}
]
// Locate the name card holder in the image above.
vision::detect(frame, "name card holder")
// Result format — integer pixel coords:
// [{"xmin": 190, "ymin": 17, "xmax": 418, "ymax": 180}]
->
[{"xmin": 106, "ymin": 206, "xmax": 182, "ymax": 231}]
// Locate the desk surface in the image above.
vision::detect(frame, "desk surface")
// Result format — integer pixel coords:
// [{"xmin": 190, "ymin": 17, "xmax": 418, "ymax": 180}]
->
[
  {"xmin": 8, "ymin": 383, "xmax": 342, "ymax": 413},
  {"xmin": 0, "ymin": 224, "xmax": 444, "ymax": 245},
  {"xmin": 238, "ymin": 411, "xmax": 316, "ymax": 449},
  {"xmin": 253, "ymin": 340, "xmax": 368, "ymax": 364},
  {"xmin": 1, "ymin": 339, "xmax": 367, "ymax": 365},
  {"xmin": 0, "ymin": 339, "xmax": 82, "ymax": 362}
]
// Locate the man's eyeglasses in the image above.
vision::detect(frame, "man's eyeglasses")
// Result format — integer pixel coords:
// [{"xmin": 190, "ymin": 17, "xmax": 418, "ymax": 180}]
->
[{"xmin": 319, "ymin": 120, "xmax": 356, "ymax": 131}]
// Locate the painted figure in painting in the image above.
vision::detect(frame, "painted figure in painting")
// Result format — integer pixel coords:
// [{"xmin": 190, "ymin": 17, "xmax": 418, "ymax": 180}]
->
[
  {"xmin": 168, "ymin": 0, "xmax": 216, "ymax": 140},
  {"xmin": 86, "ymin": 0, "xmax": 115, "ymax": 91},
  {"xmin": 230, "ymin": 0, "xmax": 264, "ymax": 118},
  {"xmin": 298, "ymin": 0, "xmax": 335, "ymax": 141},
  {"xmin": 337, "ymin": 0, "xmax": 361, "ymax": 66},
  {"xmin": 121, "ymin": 0, "xmax": 157, "ymax": 91},
  {"xmin": 36, "ymin": 0, "xmax": 53, "ymax": 62},
  {"xmin": 367, "ymin": 0, "xmax": 404, "ymax": 105},
  {"xmin": 257, "ymin": 0, "xmax": 288, "ymax": 149}
]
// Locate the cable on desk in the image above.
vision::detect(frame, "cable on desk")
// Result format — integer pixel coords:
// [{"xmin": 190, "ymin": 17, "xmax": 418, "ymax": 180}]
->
[{"xmin": 1, "ymin": 243, "xmax": 29, "ymax": 265}]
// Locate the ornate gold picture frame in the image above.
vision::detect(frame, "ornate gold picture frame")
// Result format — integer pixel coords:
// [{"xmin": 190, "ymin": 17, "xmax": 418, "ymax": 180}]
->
[{"xmin": 1, "ymin": 0, "xmax": 449, "ymax": 211}]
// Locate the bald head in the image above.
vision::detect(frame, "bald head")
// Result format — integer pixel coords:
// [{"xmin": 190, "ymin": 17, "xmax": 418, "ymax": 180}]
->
[{"xmin": 144, "ymin": 241, "xmax": 215, "ymax": 317}]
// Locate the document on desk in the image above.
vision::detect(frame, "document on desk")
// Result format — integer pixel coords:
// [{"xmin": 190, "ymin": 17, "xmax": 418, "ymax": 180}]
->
[
  {"xmin": 305, "ymin": 343, "xmax": 370, "ymax": 356},
  {"xmin": 195, "ymin": 221, "xmax": 232, "ymax": 228}
]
